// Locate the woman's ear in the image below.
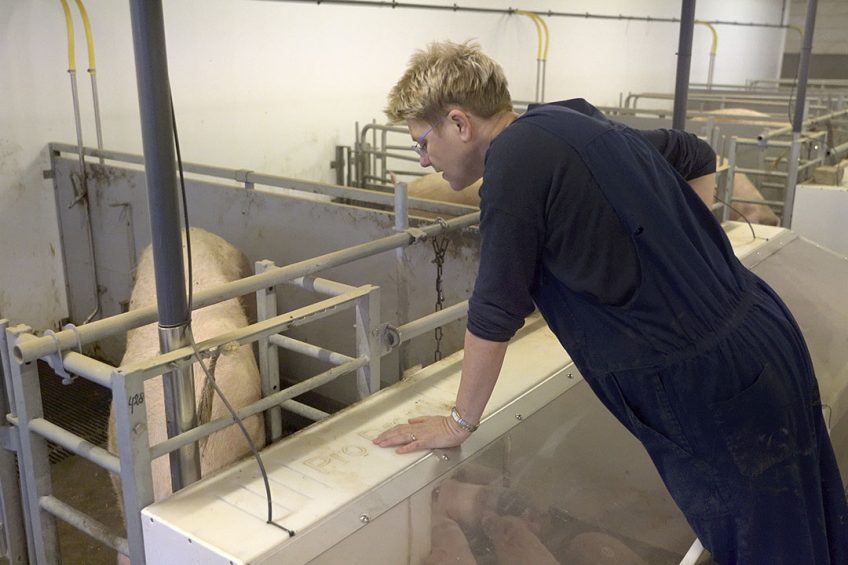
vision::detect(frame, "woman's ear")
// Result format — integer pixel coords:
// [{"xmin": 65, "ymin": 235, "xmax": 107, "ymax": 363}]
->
[{"xmin": 448, "ymin": 109, "xmax": 473, "ymax": 142}]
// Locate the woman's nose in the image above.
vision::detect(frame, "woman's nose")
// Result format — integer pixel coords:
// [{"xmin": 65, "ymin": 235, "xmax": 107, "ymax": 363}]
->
[{"xmin": 419, "ymin": 154, "xmax": 431, "ymax": 167}]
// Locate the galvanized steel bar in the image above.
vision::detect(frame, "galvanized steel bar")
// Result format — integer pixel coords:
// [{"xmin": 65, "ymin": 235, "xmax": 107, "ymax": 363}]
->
[
  {"xmin": 16, "ymin": 213, "xmax": 479, "ymax": 363},
  {"xmin": 0, "ymin": 320, "xmax": 28, "ymax": 564},
  {"xmin": 256, "ymin": 260, "xmax": 283, "ymax": 441},
  {"xmin": 280, "ymin": 400, "xmax": 330, "ymax": 421},
  {"xmin": 62, "ymin": 351, "xmax": 115, "ymax": 389},
  {"xmin": 396, "ymin": 301, "xmax": 469, "ymax": 343},
  {"xmin": 40, "ymin": 495, "xmax": 129, "ymax": 555},
  {"xmin": 27, "ymin": 417, "xmax": 120, "ymax": 474},
  {"xmin": 121, "ymin": 286, "xmax": 374, "ymax": 382},
  {"xmin": 149, "ymin": 357, "xmax": 367, "ymax": 460},
  {"xmin": 783, "ymin": 136, "xmax": 803, "ymax": 228},
  {"xmin": 5, "ymin": 328, "xmax": 60, "ymax": 563},
  {"xmin": 355, "ymin": 286, "xmax": 381, "ymax": 397},
  {"xmin": 288, "ymin": 276, "xmax": 358, "ymax": 297},
  {"xmin": 110, "ymin": 368, "xmax": 153, "ymax": 564},
  {"xmin": 269, "ymin": 334, "xmax": 354, "ymax": 366}
]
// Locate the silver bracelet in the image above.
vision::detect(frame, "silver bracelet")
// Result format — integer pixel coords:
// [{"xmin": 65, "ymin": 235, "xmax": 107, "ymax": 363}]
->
[{"xmin": 450, "ymin": 406, "xmax": 479, "ymax": 433}]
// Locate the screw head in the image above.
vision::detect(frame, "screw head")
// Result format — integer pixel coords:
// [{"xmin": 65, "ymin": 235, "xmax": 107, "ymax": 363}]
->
[{"xmin": 360, "ymin": 514, "xmax": 370, "ymax": 524}]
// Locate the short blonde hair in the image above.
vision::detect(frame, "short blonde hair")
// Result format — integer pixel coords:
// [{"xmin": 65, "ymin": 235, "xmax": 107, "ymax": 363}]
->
[{"xmin": 385, "ymin": 41, "xmax": 512, "ymax": 124}]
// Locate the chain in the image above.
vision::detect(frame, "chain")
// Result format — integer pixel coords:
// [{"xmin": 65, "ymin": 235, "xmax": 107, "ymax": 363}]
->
[{"xmin": 432, "ymin": 218, "xmax": 450, "ymax": 362}]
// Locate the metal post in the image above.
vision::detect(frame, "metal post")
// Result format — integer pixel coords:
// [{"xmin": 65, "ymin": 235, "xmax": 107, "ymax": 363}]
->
[
  {"xmin": 0, "ymin": 321, "xmax": 28, "ymax": 564},
  {"xmin": 785, "ymin": 0, "xmax": 818, "ymax": 228},
  {"xmin": 129, "ymin": 0, "xmax": 200, "ymax": 490},
  {"xmin": 355, "ymin": 286, "xmax": 381, "ymax": 398},
  {"xmin": 111, "ymin": 368, "xmax": 154, "ymax": 562},
  {"xmin": 6, "ymin": 327, "xmax": 60, "ymax": 564},
  {"xmin": 255, "ymin": 260, "xmax": 283, "ymax": 442},
  {"xmin": 721, "ymin": 137, "xmax": 737, "ymax": 223},
  {"xmin": 672, "ymin": 0, "xmax": 697, "ymax": 130},
  {"xmin": 783, "ymin": 136, "xmax": 803, "ymax": 227}
]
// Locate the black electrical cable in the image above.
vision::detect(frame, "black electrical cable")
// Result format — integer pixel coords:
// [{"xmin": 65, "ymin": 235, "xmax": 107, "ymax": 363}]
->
[
  {"xmin": 170, "ymin": 91, "xmax": 295, "ymax": 537},
  {"xmin": 713, "ymin": 192, "xmax": 758, "ymax": 240}
]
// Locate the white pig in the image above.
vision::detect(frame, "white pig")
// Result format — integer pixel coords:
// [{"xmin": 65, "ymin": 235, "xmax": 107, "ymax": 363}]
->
[
  {"xmin": 109, "ymin": 228, "xmax": 265, "ymax": 563},
  {"xmin": 409, "ymin": 168, "xmax": 780, "ymax": 226}
]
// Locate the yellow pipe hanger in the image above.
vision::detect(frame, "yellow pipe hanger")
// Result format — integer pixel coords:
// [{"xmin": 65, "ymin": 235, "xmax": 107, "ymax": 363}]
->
[
  {"xmin": 516, "ymin": 10, "xmax": 544, "ymax": 61},
  {"xmin": 695, "ymin": 20, "xmax": 718, "ymax": 56},
  {"xmin": 59, "ymin": 0, "xmax": 76, "ymax": 72},
  {"xmin": 74, "ymin": 0, "xmax": 96, "ymax": 72}
]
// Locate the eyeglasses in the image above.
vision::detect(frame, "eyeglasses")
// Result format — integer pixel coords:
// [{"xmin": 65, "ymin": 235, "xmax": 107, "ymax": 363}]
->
[{"xmin": 411, "ymin": 115, "xmax": 448, "ymax": 157}]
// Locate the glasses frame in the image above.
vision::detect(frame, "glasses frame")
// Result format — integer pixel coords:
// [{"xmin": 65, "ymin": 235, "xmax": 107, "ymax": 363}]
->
[{"xmin": 411, "ymin": 114, "xmax": 449, "ymax": 157}]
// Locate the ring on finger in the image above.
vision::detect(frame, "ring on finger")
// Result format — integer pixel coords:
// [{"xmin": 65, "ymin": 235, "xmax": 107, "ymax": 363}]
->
[{"xmin": 410, "ymin": 433, "xmax": 416, "ymax": 442}]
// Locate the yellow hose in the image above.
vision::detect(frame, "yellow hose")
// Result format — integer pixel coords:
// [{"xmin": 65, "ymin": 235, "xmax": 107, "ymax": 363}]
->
[
  {"xmin": 516, "ymin": 10, "xmax": 544, "ymax": 61},
  {"xmin": 74, "ymin": 0, "xmax": 96, "ymax": 71},
  {"xmin": 535, "ymin": 13, "xmax": 550, "ymax": 61},
  {"xmin": 695, "ymin": 21, "xmax": 718, "ymax": 56},
  {"xmin": 59, "ymin": 0, "xmax": 76, "ymax": 71}
]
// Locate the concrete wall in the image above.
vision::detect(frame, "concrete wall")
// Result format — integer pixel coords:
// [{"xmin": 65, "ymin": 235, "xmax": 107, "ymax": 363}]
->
[{"xmin": 1, "ymin": 0, "xmax": 788, "ymax": 330}]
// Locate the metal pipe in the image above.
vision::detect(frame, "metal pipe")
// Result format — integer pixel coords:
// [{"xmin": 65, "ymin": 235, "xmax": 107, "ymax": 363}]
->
[
  {"xmin": 280, "ymin": 399, "xmax": 330, "ymax": 421},
  {"xmin": 396, "ymin": 301, "xmax": 469, "ymax": 344},
  {"xmin": 672, "ymin": 0, "xmax": 696, "ymax": 130},
  {"xmin": 758, "ymin": 108, "xmax": 848, "ymax": 141},
  {"xmin": 826, "ymin": 140, "xmax": 848, "ymax": 157},
  {"xmin": 129, "ymin": 0, "xmax": 187, "ymax": 329},
  {"xmin": 793, "ymin": 0, "xmax": 818, "ymax": 135},
  {"xmin": 129, "ymin": 0, "xmax": 198, "ymax": 491},
  {"xmin": 288, "ymin": 276, "xmax": 357, "ymax": 297},
  {"xmin": 90, "ymin": 73, "xmax": 105, "ymax": 165},
  {"xmin": 395, "ymin": 181, "xmax": 408, "ymax": 262},
  {"xmin": 720, "ymin": 137, "xmax": 737, "ymax": 222},
  {"xmin": 121, "ymin": 286, "xmax": 373, "ymax": 382},
  {"xmin": 50, "ymin": 143, "xmax": 475, "ymax": 216},
  {"xmin": 269, "ymin": 334, "xmax": 354, "ymax": 365},
  {"xmin": 265, "ymin": 0, "xmax": 796, "ymax": 30},
  {"xmin": 159, "ymin": 326, "xmax": 200, "ymax": 490},
  {"xmin": 149, "ymin": 357, "xmax": 367, "ymax": 460},
  {"xmin": 25, "ymin": 417, "xmax": 120, "ymax": 474},
  {"xmin": 16, "ymin": 213, "xmax": 479, "ymax": 363},
  {"xmin": 39, "ymin": 495, "xmax": 129, "ymax": 556},
  {"xmin": 783, "ymin": 135, "xmax": 803, "ymax": 227},
  {"xmin": 61, "ymin": 351, "xmax": 114, "ymax": 389},
  {"xmin": 731, "ymin": 197, "xmax": 785, "ymax": 207}
]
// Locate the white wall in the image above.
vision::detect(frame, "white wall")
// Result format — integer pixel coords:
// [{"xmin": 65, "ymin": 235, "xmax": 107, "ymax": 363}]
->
[
  {"xmin": 785, "ymin": 0, "xmax": 848, "ymax": 54},
  {"xmin": 1, "ymin": 0, "xmax": 787, "ymax": 330}
]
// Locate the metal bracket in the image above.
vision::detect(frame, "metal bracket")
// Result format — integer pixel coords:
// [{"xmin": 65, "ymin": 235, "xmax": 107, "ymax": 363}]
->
[
  {"xmin": 404, "ymin": 227, "xmax": 428, "ymax": 243},
  {"xmin": 41, "ymin": 330, "xmax": 77, "ymax": 385},
  {"xmin": 381, "ymin": 323, "xmax": 399, "ymax": 354},
  {"xmin": 0, "ymin": 427, "xmax": 18, "ymax": 452}
]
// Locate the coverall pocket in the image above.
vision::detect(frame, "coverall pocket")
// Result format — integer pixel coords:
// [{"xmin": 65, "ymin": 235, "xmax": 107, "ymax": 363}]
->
[
  {"xmin": 608, "ymin": 374, "xmax": 725, "ymax": 518},
  {"xmin": 711, "ymin": 363, "xmax": 811, "ymax": 478}
]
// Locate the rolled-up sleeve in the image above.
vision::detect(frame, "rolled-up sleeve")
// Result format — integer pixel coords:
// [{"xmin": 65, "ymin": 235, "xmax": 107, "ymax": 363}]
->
[
  {"xmin": 467, "ymin": 205, "xmax": 541, "ymax": 342},
  {"xmin": 638, "ymin": 129, "xmax": 716, "ymax": 180}
]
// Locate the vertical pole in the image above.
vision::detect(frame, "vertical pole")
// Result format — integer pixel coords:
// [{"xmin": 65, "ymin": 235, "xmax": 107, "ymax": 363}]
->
[
  {"xmin": 785, "ymin": 0, "xmax": 818, "ymax": 228},
  {"xmin": 255, "ymin": 260, "xmax": 283, "ymax": 442},
  {"xmin": 128, "ymin": 0, "xmax": 200, "ymax": 490},
  {"xmin": 673, "ymin": 0, "xmax": 697, "ymax": 131},
  {"xmin": 721, "ymin": 137, "xmax": 737, "ymax": 223},
  {"xmin": 355, "ymin": 286, "xmax": 381, "ymax": 398},
  {"xmin": 0, "ymin": 321, "xmax": 29, "ymax": 564},
  {"xmin": 6, "ymin": 327, "xmax": 60, "ymax": 564},
  {"xmin": 111, "ymin": 369, "xmax": 154, "ymax": 563}
]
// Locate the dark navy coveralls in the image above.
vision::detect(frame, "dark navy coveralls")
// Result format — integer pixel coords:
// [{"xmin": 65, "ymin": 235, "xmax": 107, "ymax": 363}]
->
[{"xmin": 467, "ymin": 99, "xmax": 848, "ymax": 564}]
